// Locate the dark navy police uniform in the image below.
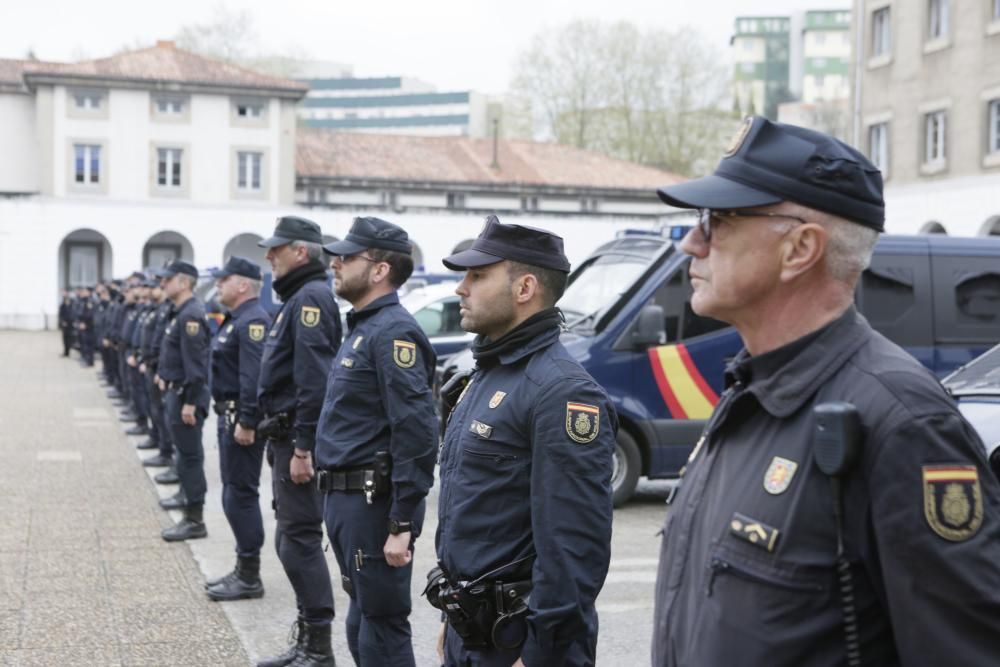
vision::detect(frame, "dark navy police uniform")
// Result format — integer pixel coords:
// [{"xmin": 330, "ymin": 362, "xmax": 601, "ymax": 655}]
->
[
  {"xmin": 256, "ymin": 217, "xmax": 341, "ymax": 632},
  {"xmin": 435, "ymin": 218, "xmax": 617, "ymax": 667},
  {"xmin": 316, "ymin": 218, "xmax": 438, "ymax": 667}
]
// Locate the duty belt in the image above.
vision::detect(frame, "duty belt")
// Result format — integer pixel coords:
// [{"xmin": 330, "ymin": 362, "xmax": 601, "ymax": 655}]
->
[
  {"xmin": 316, "ymin": 469, "xmax": 377, "ymax": 494},
  {"xmin": 212, "ymin": 400, "xmax": 238, "ymax": 416}
]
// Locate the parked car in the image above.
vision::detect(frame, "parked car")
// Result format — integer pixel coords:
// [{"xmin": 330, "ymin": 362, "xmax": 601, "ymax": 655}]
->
[
  {"xmin": 400, "ymin": 281, "xmax": 472, "ymax": 359},
  {"xmin": 943, "ymin": 343, "xmax": 1000, "ymax": 478}
]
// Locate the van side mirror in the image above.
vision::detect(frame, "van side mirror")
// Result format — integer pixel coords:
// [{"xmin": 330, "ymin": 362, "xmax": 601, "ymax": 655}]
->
[{"xmin": 632, "ymin": 304, "xmax": 666, "ymax": 349}]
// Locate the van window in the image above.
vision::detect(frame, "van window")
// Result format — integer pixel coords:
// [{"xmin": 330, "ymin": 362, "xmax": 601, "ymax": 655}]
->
[
  {"xmin": 956, "ymin": 272, "xmax": 1000, "ymax": 322},
  {"xmin": 651, "ymin": 271, "xmax": 728, "ymax": 342},
  {"xmin": 857, "ymin": 250, "xmax": 933, "ymax": 347},
  {"xmin": 932, "ymin": 253, "xmax": 1000, "ymax": 344},
  {"xmin": 859, "ymin": 266, "xmax": 915, "ymax": 329},
  {"xmin": 413, "ymin": 297, "xmax": 463, "ymax": 337}
]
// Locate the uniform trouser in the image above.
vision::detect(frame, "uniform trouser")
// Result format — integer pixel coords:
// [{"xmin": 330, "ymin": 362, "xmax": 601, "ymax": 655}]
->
[
  {"xmin": 60, "ymin": 327, "xmax": 73, "ymax": 355},
  {"xmin": 443, "ymin": 625, "xmax": 522, "ymax": 667},
  {"xmin": 117, "ymin": 348, "xmax": 130, "ymax": 398},
  {"xmin": 324, "ymin": 493, "xmax": 424, "ymax": 667},
  {"xmin": 269, "ymin": 441, "xmax": 334, "ymax": 626},
  {"xmin": 129, "ymin": 364, "xmax": 149, "ymax": 420},
  {"xmin": 164, "ymin": 389, "xmax": 207, "ymax": 506},
  {"xmin": 103, "ymin": 345, "xmax": 117, "ymax": 384},
  {"xmin": 145, "ymin": 373, "xmax": 167, "ymax": 452},
  {"xmin": 218, "ymin": 416, "xmax": 265, "ymax": 558},
  {"xmin": 80, "ymin": 330, "xmax": 94, "ymax": 365}
]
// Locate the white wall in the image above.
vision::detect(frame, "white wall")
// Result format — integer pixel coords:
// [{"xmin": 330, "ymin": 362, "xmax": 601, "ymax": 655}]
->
[
  {"xmin": 0, "ymin": 197, "xmax": 659, "ymax": 329},
  {"xmin": 883, "ymin": 172, "xmax": 1000, "ymax": 236},
  {"xmin": 0, "ymin": 93, "xmax": 39, "ymax": 193}
]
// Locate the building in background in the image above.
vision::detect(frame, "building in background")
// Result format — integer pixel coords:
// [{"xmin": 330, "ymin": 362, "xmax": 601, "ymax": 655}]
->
[
  {"xmin": 852, "ymin": 0, "xmax": 1000, "ymax": 236},
  {"xmin": 732, "ymin": 16, "xmax": 792, "ymax": 119}
]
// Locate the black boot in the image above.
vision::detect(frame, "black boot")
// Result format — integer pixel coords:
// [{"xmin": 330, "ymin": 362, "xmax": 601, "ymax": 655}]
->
[
  {"xmin": 142, "ymin": 453, "xmax": 173, "ymax": 468},
  {"xmin": 161, "ymin": 505, "xmax": 207, "ymax": 542},
  {"xmin": 119, "ymin": 411, "xmax": 138, "ymax": 423},
  {"xmin": 107, "ymin": 389, "xmax": 122, "ymax": 399},
  {"xmin": 206, "ymin": 556, "xmax": 265, "ymax": 601},
  {"xmin": 125, "ymin": 423, "xmax": 149, "ymax": 436},
  {"xmin": 288, "ymin": 623, "xmax": 335, "ymax": 667},
  {"xmin": 159, "ymin": 491, "xmax": 190, "ymax": 510},
  {"xmin": 257, "ymin": 618, "xmax": 307, "ymax": 667},
  {"xmin": 154, "ymin": 467, "xmax": 179, "ymax": 484},
  {"xmin": 136, "ymin": 438, "xmax": 158, "ymax": 450}
]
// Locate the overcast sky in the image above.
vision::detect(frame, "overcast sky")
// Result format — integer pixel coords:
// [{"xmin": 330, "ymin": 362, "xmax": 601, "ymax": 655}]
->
[{"xmin": 3, "ymin": 0, "xmax": 848, "ymax": 93}]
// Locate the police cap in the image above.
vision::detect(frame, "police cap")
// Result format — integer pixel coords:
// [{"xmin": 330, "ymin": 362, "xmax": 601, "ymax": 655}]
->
[
  {"xmin": 442, "ymin": 215, "xmax": 571, "ymax": 273},
  {"xmin": 657, "ymin": 116, "xmax": 885, "ymax": 232},
  {"xmin": 154, "ymin": 260, "xmax": 198, "ymax": 279},
  {"xmin": 323, "ymin": 217, "xmax": 412, "ymax": 256},
  {"xmin": 211, "ymin": 256, "xmax": 262, "ymax": 281},
  {"xmin": 258, "ymin": 216, "xmax": 323, "ymax": 248}
]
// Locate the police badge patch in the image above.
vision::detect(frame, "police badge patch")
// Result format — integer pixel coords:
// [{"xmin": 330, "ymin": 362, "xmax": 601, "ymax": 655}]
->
[
  {"xmin": 763, "ymin": 456, "xmax": 798, "ymax": 495},
  {"xmin": 565, "ymin": 402, "xmax": 600, "ymax": 444},
  {"xmin": 248, "ymin": 324, "xmax": 265, "ymax": 342},
  {"xmin": 923, "ymin": 465, "xmax": 983, "ymax": 541},
  {"xmin": 185, "ymin": 321, "xmax": 200, "ymax": 336},
  {"xmin": 724, "ymin": 116, "xmax": 754, "ymax": 157},
  {"xmin": 489, "ymin": 391, "xmax": 506, "ymax": 409},
  {"xmin": 300, "ymin": 306, "xmax": 320, "ymax": 327},
  {"xmin": 393, "ymin": 340, "xmax": 416, "ymax": 368}
]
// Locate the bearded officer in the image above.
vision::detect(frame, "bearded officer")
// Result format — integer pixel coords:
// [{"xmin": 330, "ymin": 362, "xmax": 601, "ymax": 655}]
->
[
  {"xmin": 431, "ymin": 216, "xmax": 617, "ymax": 667},
  {"xmin": 204, "ymin": 256, "xmax": 272, "ymax": 602},
  {"xmin": 316, "ymin": 217, "xmax": 437, "ymax": 667},
  {"xmin": 256, "ymin": 216, "xmax": 341, "ymax": 667}
]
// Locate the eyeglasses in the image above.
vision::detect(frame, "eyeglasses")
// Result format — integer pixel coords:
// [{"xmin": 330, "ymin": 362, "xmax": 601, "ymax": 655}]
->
[
  {"xmin": 695, "ymin": 208, "xmax": 808, "ymax": 243},
  {"xmin": 339, "ymin": 253, "xmax": 380, "ymax": 264}
]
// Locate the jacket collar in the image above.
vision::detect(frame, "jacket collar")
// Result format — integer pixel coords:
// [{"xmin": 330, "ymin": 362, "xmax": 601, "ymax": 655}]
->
[
  {"xmin": 497, "ymin": 325, "xmax": 561, "ymax": 366},
  {"xmin": 230, "ymin": 297, "xmax": 260, "ymax": 320},
  {"xmin": 346, "ymin": 292, "xmax": 399, "ymax": 330}
]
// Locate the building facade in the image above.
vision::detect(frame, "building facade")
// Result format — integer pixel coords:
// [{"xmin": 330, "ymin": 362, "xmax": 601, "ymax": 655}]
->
[
  {"xmin": 732, "ymin": 16, "xmax": 793, "ymax": 119},
  {"xmin": 802, "ymin": 10, "xmax": 852, "ymax": 103},
  {"xmin": 852, "ymin": 0, "xmax": 1000, "ymax": 235}
]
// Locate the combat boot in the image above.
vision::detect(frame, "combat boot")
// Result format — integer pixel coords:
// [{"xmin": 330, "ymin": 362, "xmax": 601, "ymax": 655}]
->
[
  {"xmin": 257, "ymin": 617, "xmax": 307, "ymax": 667},
  {"xmin": 159, "ymin": 491, "xmax": 189, "ymax": 510},
  {"xmin": 161, "ymin": 505, "xmax": 207, "ymax": 542},
  {"xmin": 142, "ymin": 453, "xmax": 173, "ymax": 468},
  {"xmin": 288, "ymin": 622, "xmax": 335, "ymax": 667},
  {"xmin": 125, "ymin": 422, "xmax": 149, "ymax": 436},
  {"xmin": 205, "ymin": 556, "xmax": 264, "ymax": 601},
  {"xmin": 154, "ymin": 467, "xmax": 179, "ymax": 484},
  {"xmin": 136, "ymin": 438, "xmax": 158, "ymax": 450}
]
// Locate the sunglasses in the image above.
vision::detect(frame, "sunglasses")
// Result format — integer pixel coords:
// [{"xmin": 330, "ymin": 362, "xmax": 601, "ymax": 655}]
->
[{"xmin": 696, "ymin": 208, "xmax": 808, "ymax": 243}]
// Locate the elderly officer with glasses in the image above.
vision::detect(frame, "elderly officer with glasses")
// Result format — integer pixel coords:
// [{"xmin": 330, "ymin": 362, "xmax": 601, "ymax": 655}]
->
[{"xmin": 651, "ymin": 116, "xmax": 1000, "ymax": 666}]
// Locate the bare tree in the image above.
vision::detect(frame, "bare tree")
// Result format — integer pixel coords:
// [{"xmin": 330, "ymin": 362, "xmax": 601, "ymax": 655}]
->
[{"xmin": 511, "ymin": 20, "xmax": 737, "ymax": 177}]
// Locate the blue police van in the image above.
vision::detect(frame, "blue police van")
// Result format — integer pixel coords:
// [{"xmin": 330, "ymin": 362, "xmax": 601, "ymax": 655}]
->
[{"xmin": 441, "ymin": 228, "xmax": 1000, "ymax": 505}]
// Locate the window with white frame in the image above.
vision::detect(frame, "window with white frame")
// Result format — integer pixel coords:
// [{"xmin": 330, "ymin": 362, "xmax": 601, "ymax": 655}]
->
[
  {"xmin": 924, "ymin": 110, "xmax": 947, "ymax": 165},
  {"xmin": 236, "ymin": 101, "xmax": 264, "ymax": 118},
  {"xmin": 73, "ymin": 144, "xmax": 101, "ymax": 184},
  {"xmin": 236, "ymin": 151, "xmax": 262, "ymax": 191},
  {"xmin": 157, "ymin": 148, "xmax": 182, "ymax": 188},
  {"xmin": 868, "ymin": 123, "xmax": 889, "ymax": 173},
  {"xmin": 73, "ymin": 91, "xmax": 103, "ymax": 110},
  {"xmin": 154, "ymin": 97, "xmax": 184, "ymax": 115},
  {"xmin": 989, "ymin": 100, "xmax": 1000, "ymax": 155},
  {"xmin": 872, "ymin": 7, "xmax": 891, "ymax": 57},
  {"xmin": 928, "ymin": 0, "xmax": 949, "ymax": 40}
]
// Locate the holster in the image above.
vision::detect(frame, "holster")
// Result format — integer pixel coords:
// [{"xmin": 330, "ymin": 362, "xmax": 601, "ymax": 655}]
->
[{"xmin": 257, "ymin": 412, "xmax": 291, "ymax": 441}]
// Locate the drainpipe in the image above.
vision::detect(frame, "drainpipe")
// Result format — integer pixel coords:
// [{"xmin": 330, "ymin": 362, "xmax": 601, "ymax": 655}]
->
[{"xmin": 852, "ymin": 0, "xmax": 865, "ymax": 147}]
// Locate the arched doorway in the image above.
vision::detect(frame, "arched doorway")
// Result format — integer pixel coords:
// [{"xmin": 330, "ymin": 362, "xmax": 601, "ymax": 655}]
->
[
  {"xmin": 919, "ymin": 221, "xmax": 948, "ymax": 235},
  {"xmin": 979, "ymin": 215, "xmax": 1000, "ymax": 236},
  {"xmin": 223, "ymin": 233, "xmax": 268, "ymax": 274},
  {"xmin": 142, "ymin": 230, "xmax": 194, "ymax": 270},
  {"xmin": 58, "ymin": 229, "xmax": 113, "ymax": 290}
]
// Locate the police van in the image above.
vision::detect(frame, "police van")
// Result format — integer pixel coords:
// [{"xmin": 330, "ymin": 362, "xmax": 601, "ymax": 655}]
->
[{"xmin": 440, "ymin": 228, "xmax": 1000, "ymax": 505}]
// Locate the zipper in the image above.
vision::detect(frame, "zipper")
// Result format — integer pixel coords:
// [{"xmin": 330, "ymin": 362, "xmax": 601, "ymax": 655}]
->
[
  {"xmin": 463, "ymin": 448, "xmax": 519, "ymax": 464},
  {"xmin": 706, "ymin": 556, "xmax": 823, "ymax": 596}
]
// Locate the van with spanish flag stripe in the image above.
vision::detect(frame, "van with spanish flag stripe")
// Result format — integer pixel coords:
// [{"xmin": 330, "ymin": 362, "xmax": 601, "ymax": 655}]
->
[{"xmin": 439, "ymin": 229, "xmax": 1000, "ymax": 505}]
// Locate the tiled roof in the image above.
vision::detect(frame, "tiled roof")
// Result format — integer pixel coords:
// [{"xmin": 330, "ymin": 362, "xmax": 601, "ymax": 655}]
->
[
  {"xmin": 0, "ymin": 59, "xmax": 53, "ymax": 87},
  {"xmin": 3, "ymin": 42, "xmax": 306, "ymax": 95},
  {"xmin": 296, "ymin": 130, "xmax": 684, "ymax": 191}
]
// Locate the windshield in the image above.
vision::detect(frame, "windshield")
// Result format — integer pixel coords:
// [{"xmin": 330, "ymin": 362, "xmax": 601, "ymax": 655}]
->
[{"xmin": 559, "ymin": 252, "xmax": 655, "ymax": 324}]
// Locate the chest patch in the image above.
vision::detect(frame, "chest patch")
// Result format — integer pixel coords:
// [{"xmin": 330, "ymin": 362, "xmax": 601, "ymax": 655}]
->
[
  {"xmin": 565, "ymin": 402, "xmax": 600, "ymax": 444},
  {"xmin": 763, "ymin": 456, "xmax": 798, "ymax": 495},
  {"xmin": 248, "ymin": 324, "xmax": 265, "ymax": 342},
  {"xmin": 729, "ymin": 512, "xmax": 780, "ymax": 552},
  {"xmin": 341, "ymin": 357, "xmax": 355, "ymax": 368},
  {"xmin": 489, "ymin": 391, "xmax": 506, "ymax": 409},
  {"xmin": 352, "ymin": 335, "xmax": 364, "ymax": 350},
  {"xmin": 469, "ymin": 420, "xmax": 493, "ymax": 439},
  {"xmin": 185, "ymin": 321, "xmax": 200, "ymax": 336},
  {"xmin": 923, "ymin": 465, "xmax": 983, "ymax": 542},
  {"xmin": 393, "ymin": 340, "xmax": 416, "ymax": 368},
  {"xmin": 301, "ymin": 306, "xmax": 321, "ymax": 327}
]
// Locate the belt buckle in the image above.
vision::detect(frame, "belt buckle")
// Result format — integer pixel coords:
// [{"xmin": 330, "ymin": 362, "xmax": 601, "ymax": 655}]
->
[
  {"xmin": 316, "ymin": 469, "xmax": 328, "ymax": 493},
  {"xmin": 363, "ymin": 472, "xmax": 375, "ymax": 505}
]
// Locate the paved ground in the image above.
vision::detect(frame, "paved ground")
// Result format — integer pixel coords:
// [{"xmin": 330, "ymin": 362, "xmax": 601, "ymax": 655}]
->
[{"xmin": 1, "ymin": 332, "xmax": 672, "ymax": 666}]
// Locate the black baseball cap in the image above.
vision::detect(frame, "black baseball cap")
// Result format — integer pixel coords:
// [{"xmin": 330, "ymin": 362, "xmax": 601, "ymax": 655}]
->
[
  {"xmin": 154, "ymin": 260, "xmax": 198, "ymax": 279},
  {"xmin": 212, "ymin": 256, "xmax": 263, "ymax": 281},
  {"xmin": 258, "ymin": 216, "xmax": 324, "ymax": 248},
  {"xmin": 442, "ymin": 215, "xmax": 571, "ymax": 273},
  {"xmin": 657, "ymin": 116, "xmax": 885, "ymax": 232},
  {"xmin": 323, "ymin": 217, "xmax": 412, "ymax": 256}
]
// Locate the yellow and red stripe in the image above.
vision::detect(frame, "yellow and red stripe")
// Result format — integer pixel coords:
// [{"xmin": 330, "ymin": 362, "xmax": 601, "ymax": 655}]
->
[
  {"xmin": 567, "ymin": 402, "xmax": 600, "ymax": 414},
  {"xmin": 923, "ymin": 466, "xmax": 978, "ymax": 482},
  {"xmin": 647, "ymin": 344, "xmax": 719, "ymax": 419}
]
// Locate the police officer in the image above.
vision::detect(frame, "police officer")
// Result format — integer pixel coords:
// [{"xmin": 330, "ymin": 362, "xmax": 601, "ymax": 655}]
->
[
  {"xmin": 103, "ymin": 282, "xmax": 125, "ymax": 399},
  {"xmin": 76, "ymin": 286, "xmax": 96, "ymax": 367},
  {"xmin": 651, "ymin": 117, "xmax": 1000, "ymax": 666},
  {"xmin": 155, "ymin": 260, "xmax": 211, "ymax": 542},
  {"xmin": 58, "ymin": 290, "xmax": 74, "ymax": 357},
  {"xmin": 256, "ymin": 216, "xmax": 341, "ymax": 667},
  {"xmin": 137, "ymin": 279, "xmax": 171, "ymax": 459},
  {"xmin": 116, "ymin": 284, "xmax": 140, "ymax": 420},
  {"xmin": 204, "ymin": 256, "xmax": 272, "ymax": 602},
  {"xmin": 316, "ymin": 217, "xmax": 437, "ymax": 667},
  {"xmin": 432, "ymin": 216, "xmax": 617, "ymax": 667},
  {"xmin": 125, "ymin": 283, "xmax": 153, "ymax": 437}
]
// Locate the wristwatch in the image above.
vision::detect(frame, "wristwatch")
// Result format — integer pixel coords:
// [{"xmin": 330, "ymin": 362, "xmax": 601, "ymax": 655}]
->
[{"xmin": 388, "ymin": 518, "xmax": 412, "ymax": 535}]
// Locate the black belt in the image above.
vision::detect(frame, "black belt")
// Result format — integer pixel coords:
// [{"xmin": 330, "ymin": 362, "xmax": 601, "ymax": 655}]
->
[
  {"xmin": 316, "ymin": 469, "xmax": 376, "ymax": 494},
  {"xmin": 213, "ymin": 400, "xmax": 238, "ymax": 416}
]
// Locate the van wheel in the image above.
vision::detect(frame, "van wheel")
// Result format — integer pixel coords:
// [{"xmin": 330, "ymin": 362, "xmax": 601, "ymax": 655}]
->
[{"xmin": 612, "ymin": 431, "xmax": 641, "ymax": 508}]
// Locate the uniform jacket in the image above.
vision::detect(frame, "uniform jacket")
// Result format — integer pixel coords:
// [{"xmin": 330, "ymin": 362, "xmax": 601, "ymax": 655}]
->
[
  {"xmin": 314, "ymin": 292, "xmax": 437, "ymax": 524},
  {"xmin": 157, "ymin": 296, "xmax": 210, "ymax": 408},
  {"xmin": 257, "ymin": 265, "xmax": 341, "ymax": 452},
  {"xmin": 58, "ymin": 299, "xmax": 73, "ymax": 329},
  {"xmin": 653, "ymin": 307, "xmax": 1000, "ymax": 667},
  {"xmin": 211, "ymin": 297, "xmax": 271, "ymax": 428},
  {"xmin": 436, "ymin": 324, "xmax": 617, "ymax": 667}
]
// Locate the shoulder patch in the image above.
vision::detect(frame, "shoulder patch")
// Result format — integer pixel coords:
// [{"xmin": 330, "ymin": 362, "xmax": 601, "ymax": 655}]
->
[
  {"xmin": 301, "ymin": 306, "xmax": 321, "ymax": 327},
  {"xmin": 923, "ymin": 465, "xmax": 983, "ymax": 541},
  {"xmin": 185, "ymin": 321, "xmax": 200, "ymax": 336},
  {"xmin": 565, "ymin": 402, "xmax": 600, "ymax": 444},
  {"xmin": 248, "ymin": 323, "xmax": 265, "ymax": 342},
  {"xmin": 393, "ymin": 340, "xmax": 416, "ymax": 368}
]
